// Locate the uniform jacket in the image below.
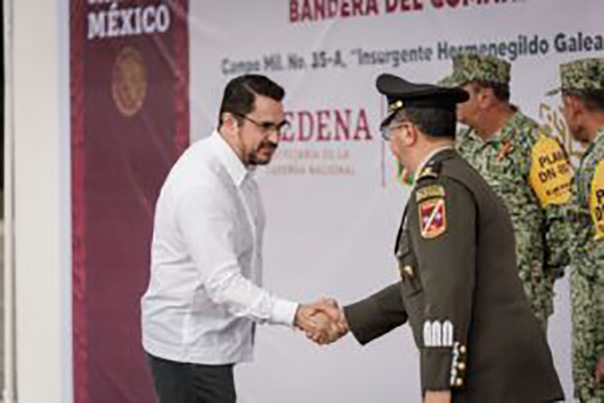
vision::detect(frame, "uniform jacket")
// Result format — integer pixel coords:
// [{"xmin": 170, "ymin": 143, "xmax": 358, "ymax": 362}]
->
[{"xmin": 344, "ymin": 149, "xmax": 564, "ymax": 403}]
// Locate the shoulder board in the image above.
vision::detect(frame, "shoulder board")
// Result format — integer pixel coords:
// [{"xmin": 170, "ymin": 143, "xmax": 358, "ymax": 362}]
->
[{"xmin": 417, "ymin": 161, "xmax": 442, "ymax": 182}]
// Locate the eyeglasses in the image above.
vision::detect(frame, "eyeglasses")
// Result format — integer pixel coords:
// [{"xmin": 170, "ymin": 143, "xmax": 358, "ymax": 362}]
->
[
  {"xmin": 234, "ymin": 113, "xmax": 291, "ymax": 135},
  {"xmin": 380, "ymin": 122, "xmax": 405, "ymax": 141}
]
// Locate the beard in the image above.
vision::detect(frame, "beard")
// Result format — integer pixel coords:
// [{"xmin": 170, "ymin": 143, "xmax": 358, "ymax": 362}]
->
[{"xmin": 247, "ymin": 140, "xmax": 278, "ymax": 166}]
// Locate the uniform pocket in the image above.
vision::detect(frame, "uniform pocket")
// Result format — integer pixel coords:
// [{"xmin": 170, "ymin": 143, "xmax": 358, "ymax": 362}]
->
[{"xmin": 396, "ymin": 232, "xmax": 423, "ymax": 297}]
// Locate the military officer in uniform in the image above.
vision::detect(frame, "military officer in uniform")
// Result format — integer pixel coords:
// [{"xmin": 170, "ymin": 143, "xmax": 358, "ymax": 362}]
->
[
  {"xmin": 439, "ymin": 53, "xmax": 573, "ymax": 328},
  {"xmin": 549, "ymin": 57, "xmax": 604, "ymax": 403},
  {"xmin": 321, "ymin": 74, "xmax": 564, "ymax": 403}
]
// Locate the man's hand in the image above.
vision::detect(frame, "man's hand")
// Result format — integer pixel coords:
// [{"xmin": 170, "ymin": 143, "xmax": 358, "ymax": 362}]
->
[
  {"xmin": 596, "ymin": 355, "xmax": 604, "ymax": 385},
  {"xmin": 309, "ymin": 298, "xmax": 349, "ymax": 344},
  {"xmin": 294, "ymin": 299, "xmax": 349, "ymax": 345},
  {"xmin": 294, "ymin": 303, "xmax": 333, "ymax": 344},
  {"xmin": 424, "ymin": 390, "xmax": 451, "ymax": 403}
]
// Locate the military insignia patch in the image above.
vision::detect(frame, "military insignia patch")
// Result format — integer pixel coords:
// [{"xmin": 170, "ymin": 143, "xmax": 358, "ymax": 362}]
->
[
  {"xmin": 529, "ymin": 137, "xmax": 573, "ymax": 207},
  {"xmin": 416, "ymin": 184, "xmax": 445, "ymax": 202},
  {"xmin": 418, "ymin": 198, "xmax": 447, "ymax": 239},
  {"xmin": 590, "ymin": 161, "xmax": 604, "ymax": 240}
]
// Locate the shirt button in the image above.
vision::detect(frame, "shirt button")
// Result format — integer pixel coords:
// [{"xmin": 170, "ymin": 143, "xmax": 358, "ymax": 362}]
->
[
  {"xmin": 455, "ymin": 378, "xmax": 464, "ymax": 387},
  {"xmin": 404, "ymin": 265, "xmax": 415, "ymax": 278}
]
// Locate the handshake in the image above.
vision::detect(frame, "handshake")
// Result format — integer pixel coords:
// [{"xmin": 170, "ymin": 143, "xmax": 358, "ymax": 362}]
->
[{"xmin": 293, "ymin": 298, "xmax": 349, "ymax": 345}]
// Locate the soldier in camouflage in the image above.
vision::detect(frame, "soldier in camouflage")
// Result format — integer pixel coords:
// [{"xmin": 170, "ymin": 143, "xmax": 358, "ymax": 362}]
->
[
  {"xmin": 549, "ymin": 57, "xmax": 604, "ymax": 403},
  {"xmin": 439, "ymin": 53, "xmax": 573, "ymax": 328}
]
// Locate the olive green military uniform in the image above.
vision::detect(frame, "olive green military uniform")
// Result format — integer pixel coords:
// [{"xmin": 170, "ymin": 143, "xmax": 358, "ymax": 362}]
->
[
  {"xmin": 550, "ymin": 58, "xmax": 604, "ymax": 402},
  {"xmin": 345, "ymin": 75, "xmax": 564, "ymax": 402},
  {"xmin": 441, "ymin": 53, "xmax": 573, "ymax": 327}
]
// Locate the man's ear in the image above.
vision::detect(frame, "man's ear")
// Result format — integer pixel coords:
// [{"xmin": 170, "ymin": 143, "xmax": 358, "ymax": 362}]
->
[
  {"xmin": 402, "ymin": 121, "xmax": 418, "ymax": 146},
  {"xmin": 222, "ymin": 112, "xmax": 239, "ymax": 131},
  {"xmin": 476, "ymin": 86, "xmax": 494, "ymax": 109}
]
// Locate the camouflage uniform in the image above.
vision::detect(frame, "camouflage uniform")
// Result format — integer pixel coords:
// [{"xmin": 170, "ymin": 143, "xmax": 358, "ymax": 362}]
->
[
  {"xmin": 550, "ymin": 58, "xmax": 604, "ymax": 403},
  {"xmin": 441, "ymin": 53, "xmax": 573, "ymax": 327}
]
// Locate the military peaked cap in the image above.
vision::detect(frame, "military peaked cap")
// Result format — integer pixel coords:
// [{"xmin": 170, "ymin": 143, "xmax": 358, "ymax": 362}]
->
[{"xmin": 377, "ymin": 73, "xmax": 469, "ymax": 129}]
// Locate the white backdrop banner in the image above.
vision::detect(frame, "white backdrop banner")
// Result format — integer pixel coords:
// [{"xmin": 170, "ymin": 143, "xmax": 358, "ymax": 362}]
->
[{"xmin": 187, "ymin": 1, "xmax": 604, "ymax": 401}]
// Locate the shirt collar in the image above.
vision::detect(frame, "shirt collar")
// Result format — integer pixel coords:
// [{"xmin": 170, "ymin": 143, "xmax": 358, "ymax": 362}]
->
[
  {"xmin": 486, "ymin": 110, "xmax": 523, "ymax": 143},
  {"xmin": 211, "ymin": 130, "xmax": 249, "ymax": 187},
  {"xmin": 581, "ymin": 127, "xmax": 604, "ymax": 165}
]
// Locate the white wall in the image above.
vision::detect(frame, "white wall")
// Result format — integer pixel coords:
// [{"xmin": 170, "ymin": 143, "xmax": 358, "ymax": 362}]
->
[{"xmin": 10, "ymin": 0, "xmax": 71, "ymax": 402}]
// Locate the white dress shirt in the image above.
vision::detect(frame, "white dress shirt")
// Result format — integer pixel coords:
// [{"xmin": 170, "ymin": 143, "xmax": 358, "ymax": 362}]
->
[{"xmin": 141, "ymin": 131, "xmax": 299, "ymax": 365}]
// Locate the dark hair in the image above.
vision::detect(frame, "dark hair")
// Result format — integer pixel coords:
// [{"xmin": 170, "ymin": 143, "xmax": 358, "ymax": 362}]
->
[
  {"xmin": 567, "ymin": 90, "xmax": 604, "ymax": 112},
  {"xmin": 394, "ymin": 107, "xmax": 457, "ymax": 139},
  {"xmin": 218, "ymin": 75, "xmax": 285, "ymax": 126},
  {"xmin": 472, "ymin": 81, "xmax": 510, "ymax": 103}
]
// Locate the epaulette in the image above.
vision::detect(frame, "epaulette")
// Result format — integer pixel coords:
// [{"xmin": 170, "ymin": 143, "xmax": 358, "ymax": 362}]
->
[{"xmin": 417, "ymin": 160, "xmax": 442, "ymax": 182}]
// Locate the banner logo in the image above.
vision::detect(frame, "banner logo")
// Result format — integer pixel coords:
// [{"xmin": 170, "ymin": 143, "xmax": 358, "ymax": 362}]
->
[{"xmin": 112, "ymin": 46, "xmax": 147, "ymax": 117}]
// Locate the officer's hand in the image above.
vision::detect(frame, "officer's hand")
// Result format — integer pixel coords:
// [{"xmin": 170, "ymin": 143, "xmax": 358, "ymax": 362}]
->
[
  {"xmin": 301, "ymin": 298, "xmax": 349, "ymax": 345},
  {"xmin": 315, "ymin": 297, "xmax": 349, "ymax": 341},
  {"xmin": 424, "ymin": 390, "xmax": 451, "ymax": 403},
  {"xmin": 294, "ymin": 300, "xmax": 348, "ymax": 345}
]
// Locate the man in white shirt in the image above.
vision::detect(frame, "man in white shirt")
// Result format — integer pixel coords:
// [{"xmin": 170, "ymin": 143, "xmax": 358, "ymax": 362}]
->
[{"xmin": 141, "ymin": 75, "xmax": 336, "ymax": 403}]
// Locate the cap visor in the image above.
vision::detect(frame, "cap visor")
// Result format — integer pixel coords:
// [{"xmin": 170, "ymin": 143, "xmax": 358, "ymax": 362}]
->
[
  {"xmin": 545, "ymin": 87, "xmax": 561, "ymax": 96},
  {"xmin": 379, "ymin": 111, "xmax": 398, "ymax": 131}
]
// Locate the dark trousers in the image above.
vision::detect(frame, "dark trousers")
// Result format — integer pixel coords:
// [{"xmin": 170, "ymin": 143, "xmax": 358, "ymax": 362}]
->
[{"xmin": 147, "ymin": 353, "xmax": 236, "ymax": 403}]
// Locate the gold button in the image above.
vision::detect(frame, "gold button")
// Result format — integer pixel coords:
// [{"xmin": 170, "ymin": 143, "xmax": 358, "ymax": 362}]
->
[
  {"xmin": 404, "ymin": 265, "xmax": 415, "ymax": 278},
  {"xmin": 455, "ymin": 378, "xmax": 464, "ymax": 387},
  {"xmin": 457, "ymin": 362, "xmax": 466, "ymax": 371},
  {"xmin": 459, "ymin": 345, "xmax": 467, "ymax": 354}
]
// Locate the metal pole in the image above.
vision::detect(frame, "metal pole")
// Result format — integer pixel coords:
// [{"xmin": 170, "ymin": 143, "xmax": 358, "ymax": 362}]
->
[{"xmin": 3, "ymin": 0, "xmax": 17, "ymax": 401}]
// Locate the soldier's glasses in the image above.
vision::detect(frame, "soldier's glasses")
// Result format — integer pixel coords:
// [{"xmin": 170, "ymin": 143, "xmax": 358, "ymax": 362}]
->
[{"xmin": 380, "ymin": 122, "xmax": 405, "ymax": 141}]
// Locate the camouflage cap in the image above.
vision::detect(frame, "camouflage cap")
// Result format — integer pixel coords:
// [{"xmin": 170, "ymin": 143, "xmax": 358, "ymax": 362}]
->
[
  {"xmin": 439, "ymin": 53, "xmax": 511, "ymax": 88},
  {"xmin": 546, "ymin": 57, "xmax": 604, "ymax": 96}
]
